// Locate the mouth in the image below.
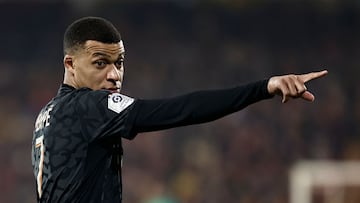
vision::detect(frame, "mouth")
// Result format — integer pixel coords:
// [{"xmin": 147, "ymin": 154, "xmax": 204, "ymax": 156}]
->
[{"xmin": 105, "ymin": 88, "xmax": 120, "ymax": 93}]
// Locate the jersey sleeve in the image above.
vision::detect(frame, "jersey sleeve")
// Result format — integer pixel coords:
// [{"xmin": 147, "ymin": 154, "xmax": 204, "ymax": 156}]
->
[
  {"xmin": 127, "ymin": 79, "xmax": 273, "ymax": 135},
  {"xmin": 76, "ymin": 90, "xmax": 137, "ymax": 141},
  {"xmin": 77, "ymin": 79, "xmax": 272, "ymax": 141}
]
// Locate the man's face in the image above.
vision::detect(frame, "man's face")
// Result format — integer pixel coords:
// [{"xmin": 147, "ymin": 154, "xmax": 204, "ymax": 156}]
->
[{"xmin": 67, "ymin": 40, "xmax": 125, "ymax": 93}]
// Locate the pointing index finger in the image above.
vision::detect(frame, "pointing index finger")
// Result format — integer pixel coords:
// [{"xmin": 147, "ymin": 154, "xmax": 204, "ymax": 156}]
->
[{"xmin": 298, "ymin": 70, "xmax": 328, "ymax": 83}]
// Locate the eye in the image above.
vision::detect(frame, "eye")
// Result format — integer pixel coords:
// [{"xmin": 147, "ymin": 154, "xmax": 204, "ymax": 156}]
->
[
  {"xmin": 94, "ymin": 60, "xmax": 107, "ymax": 68},
  {"xmin": 115, "ymin": 59, "xmax": 124, "ymax": 69}
]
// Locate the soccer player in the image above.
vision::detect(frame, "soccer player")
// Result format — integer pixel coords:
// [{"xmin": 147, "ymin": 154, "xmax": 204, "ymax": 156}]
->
[{"xmin": 31, "ymin": 16, "xmax": 327, "ymax": 202}]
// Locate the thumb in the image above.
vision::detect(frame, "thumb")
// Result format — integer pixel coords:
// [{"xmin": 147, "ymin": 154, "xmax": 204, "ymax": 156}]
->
[{"xmin": 302, "ymin": 91, "xmax": 315, "ymax": 102}]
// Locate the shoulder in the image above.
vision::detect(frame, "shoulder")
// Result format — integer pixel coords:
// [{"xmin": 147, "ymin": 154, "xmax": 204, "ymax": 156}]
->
[
  {"xmin": 107, "ymin": 92, "xmax": 135, "ymax": 114},
  {"xmin": 68, "ymin": 88, "xmax": 109, "ymax": 104},
  {"xmin": 74, "ymin": 89, "xmax": 136, "ymax": 114}
]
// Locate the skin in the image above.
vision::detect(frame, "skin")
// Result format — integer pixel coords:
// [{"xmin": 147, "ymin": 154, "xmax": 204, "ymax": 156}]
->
[
  {"xmin": 267, "ymin": 70, "xmax": 328, "ymax": 103},
  {"xmin": 63, "ymin": 40, "xmax": 125, "ymax": 93},
  {"xmin": 63, "ymin": 39, "xmax": 328, "ymax": 102}
]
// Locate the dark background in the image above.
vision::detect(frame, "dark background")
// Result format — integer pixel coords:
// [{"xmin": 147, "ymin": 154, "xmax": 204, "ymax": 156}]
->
[{"xmin": 0, "ymin": 0, "xmax": 359, "ymax": 202}]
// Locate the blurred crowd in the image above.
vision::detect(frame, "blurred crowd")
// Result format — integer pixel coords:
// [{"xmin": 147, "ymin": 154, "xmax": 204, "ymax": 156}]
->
[{"xmin": 0, "ymin": 1, "xmax": 359, "ymax": 202}]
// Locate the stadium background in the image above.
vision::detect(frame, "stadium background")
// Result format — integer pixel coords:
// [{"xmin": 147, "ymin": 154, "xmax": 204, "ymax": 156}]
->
[{"xmin": 0, "ymin": 0, "xmax": 358, "ymax": 202}]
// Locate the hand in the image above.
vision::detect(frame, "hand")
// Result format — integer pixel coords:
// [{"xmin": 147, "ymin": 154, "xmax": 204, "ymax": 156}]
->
[{"xmin": 267, "ymin": 70, "xmax": 328, "ymax": 103}]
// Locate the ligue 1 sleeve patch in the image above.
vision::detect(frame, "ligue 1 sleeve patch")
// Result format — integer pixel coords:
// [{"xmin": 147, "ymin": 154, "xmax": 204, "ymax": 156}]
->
[{"xmin": 108, "ymin": 93, "xmax": 134, "ymax": 114}]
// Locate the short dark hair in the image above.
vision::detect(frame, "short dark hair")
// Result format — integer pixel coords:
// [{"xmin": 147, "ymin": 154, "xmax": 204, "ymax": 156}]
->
[{"xmin": 63, "ymin": 16, "xmax": 121, "ymax": 54}]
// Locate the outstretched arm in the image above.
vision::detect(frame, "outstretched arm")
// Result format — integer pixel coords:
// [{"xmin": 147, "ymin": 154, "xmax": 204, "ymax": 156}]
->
[
  {"xmin": 125, "ymin": 70, "xmax": 328, "ymax": 137},
  {"xmin": 128, "ymin": 80, "xmax": 272, "ymax": 134},
  {"xmin": 267, "ymin": 70, "xmax": 328, "ymax": 103}
]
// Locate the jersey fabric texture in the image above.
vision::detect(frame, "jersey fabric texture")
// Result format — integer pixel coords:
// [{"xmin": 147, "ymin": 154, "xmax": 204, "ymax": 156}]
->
[{"xmin": 32, "ymin": 80, "xmax": 272, "ymax": 203}]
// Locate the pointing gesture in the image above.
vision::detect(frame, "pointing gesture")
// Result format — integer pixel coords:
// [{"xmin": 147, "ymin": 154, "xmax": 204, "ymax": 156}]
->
[{"xmin": 267, "ymin": 70, "xmax": 328, "ymax": 103}]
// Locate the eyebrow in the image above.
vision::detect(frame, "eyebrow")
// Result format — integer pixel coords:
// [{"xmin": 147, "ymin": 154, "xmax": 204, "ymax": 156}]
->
[
  {"xmin": 92, "ymin": 52, "xmax": 125, "ymax": 59},
  {"xmin": 92, "ymin": 52, "xmax": 111, "ymax": 58}
]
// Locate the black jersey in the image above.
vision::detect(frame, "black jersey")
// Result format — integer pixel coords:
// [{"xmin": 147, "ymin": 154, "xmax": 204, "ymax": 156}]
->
[
  {"xmin": 32, "ymin": 80, "xmax": 272, "ymax": 203},
  {"xmin": 32, "ymin": 84, "xmax": 136, "ymax": 202}
]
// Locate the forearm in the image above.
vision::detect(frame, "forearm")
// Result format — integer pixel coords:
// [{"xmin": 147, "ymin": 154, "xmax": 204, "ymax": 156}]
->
[{"xmin": 129, "ymin": 79, "xmax": 273, "ymax": 133}]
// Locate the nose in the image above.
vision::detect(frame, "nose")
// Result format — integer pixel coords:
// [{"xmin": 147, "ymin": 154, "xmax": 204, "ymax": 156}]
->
[{"xmin": 107, "ymin": 65, "xmax": 123, "ymax": 82}]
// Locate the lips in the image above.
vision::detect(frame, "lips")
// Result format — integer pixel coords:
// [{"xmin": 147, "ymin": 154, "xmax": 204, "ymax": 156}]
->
[{"xmin": 105, "ymin": 88, "xmax": 120, "ymax": 93}]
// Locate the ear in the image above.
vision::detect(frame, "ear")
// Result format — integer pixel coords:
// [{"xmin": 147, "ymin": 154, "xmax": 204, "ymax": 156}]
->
[{"xmin": 64, "ymin": 55, "xmax": 75, "ymax": 75}]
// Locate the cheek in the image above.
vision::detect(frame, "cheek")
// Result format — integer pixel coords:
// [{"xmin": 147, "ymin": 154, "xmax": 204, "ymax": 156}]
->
[
  {"xmin": 76, "ymin": 66, "xmax": 105, "ymax": 87},
  {"xmin": 88, "ymin": 70, "xmax": 107, "ymax": 84},
  {"xmin": 118, "ymin": 68, "xmax": 124, "ymax": 78},
  {"xmin": 119, "ymin": 67, "xmax": 125, "ymax": 79}
]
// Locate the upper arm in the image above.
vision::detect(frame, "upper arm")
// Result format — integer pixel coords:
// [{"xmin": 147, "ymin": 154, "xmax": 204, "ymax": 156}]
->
[{"xmin": 76, "ymin": 90, "xmax": 137, "ymax": 141}]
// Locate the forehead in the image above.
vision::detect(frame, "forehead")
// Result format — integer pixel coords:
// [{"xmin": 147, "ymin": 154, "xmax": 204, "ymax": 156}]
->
[{"xmin": 83, "ymin": 40, "xmax": 125, "ymax": 56}]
